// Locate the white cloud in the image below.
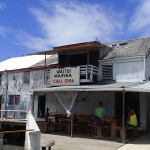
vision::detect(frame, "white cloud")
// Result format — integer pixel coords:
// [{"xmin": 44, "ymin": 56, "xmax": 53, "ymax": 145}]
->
[
  {"xmin": 0, "ymin": 26, "xmax": 8, "ymax": 38},
  {"xmin": 0, "ymin": 2, "xmax": 6, "ymax": 11},
  {"xmin": 17, "ymin": 1, "xmax": 124, "ymax": 51},
  {"xmin": 129, "ymin": 0, "xmax": 150, "ymax": 32},
  {"xmin": 16, "ymin": 32, "xmax": 50, "ymax": 51}
]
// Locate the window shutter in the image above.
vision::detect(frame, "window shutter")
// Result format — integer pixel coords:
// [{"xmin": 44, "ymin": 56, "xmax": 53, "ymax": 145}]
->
[{"xmin": 102, "ymin": 64, "xmax": 113, "ymax": 81}]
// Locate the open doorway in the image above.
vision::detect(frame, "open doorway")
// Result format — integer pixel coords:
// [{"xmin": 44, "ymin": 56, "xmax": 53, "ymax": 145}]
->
[
  {"xmin": 115, "ymin": 92, "xmax": 140, "ymax": 126},
  {"xmin": 37, "ymin": 95, "xmax": 46, "ymax": 118}
]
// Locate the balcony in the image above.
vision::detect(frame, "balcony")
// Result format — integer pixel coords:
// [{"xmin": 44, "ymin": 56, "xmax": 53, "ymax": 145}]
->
[{"xmin": 80, "ymin": 65, "xmax": 99, "ymax": 83}]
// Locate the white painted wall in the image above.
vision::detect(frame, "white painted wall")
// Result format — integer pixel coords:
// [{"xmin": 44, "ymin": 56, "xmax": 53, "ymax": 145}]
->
[
  {"xmin": 25, "ymin": 112, "xmax": 41, "ymax": 150},
  {"xmin": 114, "ymin": 61, "xmax": 144, "ymax": 82},
  {"xmin": 99, "ymin": 59, "xmax": 144, "ymax": 82},
  {"xmin": 145, "ymin": 55, "xmax": 150, "ymax": 80},
  {"xmin": 0, "ymin": 70, "xmax": 47, "ymax": 111},
  {"xmin": 34, "ymin": 91, "xmax": 115, "ymax": 121}
]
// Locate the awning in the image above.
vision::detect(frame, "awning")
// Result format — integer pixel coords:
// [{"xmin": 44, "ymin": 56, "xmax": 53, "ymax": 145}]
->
[
  {"xmin": 125, "ymin": 81, "xmax": 150, "ymax": 93},
  {"xmin": 33, "ymin": 82, "xmax": 143, "ymax": 93}
]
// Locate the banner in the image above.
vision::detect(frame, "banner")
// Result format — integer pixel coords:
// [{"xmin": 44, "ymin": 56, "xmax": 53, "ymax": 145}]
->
[{"xmin": 50, "ymin": 67, "xmax": 80, "ymax": 86}]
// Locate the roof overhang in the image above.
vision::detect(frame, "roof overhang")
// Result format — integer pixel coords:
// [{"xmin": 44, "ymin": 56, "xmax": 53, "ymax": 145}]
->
[
  {"xmin": 32, "ymin": 44, "xmax": 106, "ymax": 55},
  {"xmin": 125, "ymin": 82, "xmax": 150, "ymax": 93},
  {"xmin": 33, "ymin": 82, "xmax": 144, "ymax": 93}
]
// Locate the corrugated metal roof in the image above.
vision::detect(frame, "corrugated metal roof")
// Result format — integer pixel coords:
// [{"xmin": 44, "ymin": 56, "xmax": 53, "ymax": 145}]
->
[
  {"xmin": 104, "ymin": 37, "xmax": 150, "ymax": 60},
  {"xmin": 126, "ymin": 81, "xmax": 150, "ymax": 92},
  {"xmin": 0, "ymin": 55, "xmax": 52, "ymax": 71},
  {"xmin": 31, "ymin": 54, "xmax": 58, "ymax": 67},
  {"xmin": 33, "ymin": 82, "xmax": 142, "ymax": 92}
]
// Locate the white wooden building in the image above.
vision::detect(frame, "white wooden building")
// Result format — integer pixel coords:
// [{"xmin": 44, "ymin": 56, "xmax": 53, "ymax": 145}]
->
[
  {"xmin": 32, "ymin": 37, "xmax": 150, "ymax": 131},
  {"xmin": 0, "ymin": 38, "xmax": 150, "ymax": 148}
]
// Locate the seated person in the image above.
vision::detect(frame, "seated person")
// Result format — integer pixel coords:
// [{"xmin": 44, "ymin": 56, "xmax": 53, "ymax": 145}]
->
[{"xmin": 127, "ymin": 107, "xmax": 138, "ymax": 136}]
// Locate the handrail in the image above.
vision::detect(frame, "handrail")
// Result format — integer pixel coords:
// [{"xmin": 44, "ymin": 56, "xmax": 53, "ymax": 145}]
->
[
  {"xmin": 0, "ymin": 110, "xmax": 28, "ymax": 121},
  {"xmin": 0, "ymin": 129, "xmax": 34, "ymax": 134},
  {"xmin": 80, "ymin": 65, "xmax": 98, "ymax": 82}
]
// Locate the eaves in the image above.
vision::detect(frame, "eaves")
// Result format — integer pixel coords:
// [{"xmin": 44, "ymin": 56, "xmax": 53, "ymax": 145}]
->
[
  {"xmin": 0, "ymin": 65, "xmax": 57, "ymax": 74},
  {"xmin": 98, "ymin": 56, "xmax": 146, "ymax": 64}
]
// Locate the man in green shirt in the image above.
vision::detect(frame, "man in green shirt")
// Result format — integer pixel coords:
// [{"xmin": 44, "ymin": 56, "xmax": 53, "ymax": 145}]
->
[
  {"xmin": 95, "ymin": 102, "xmax": 105, "ymax": 120},
  {"xmin": 92, "ymin": 102, "xmax": 106, "ymax": 135}
]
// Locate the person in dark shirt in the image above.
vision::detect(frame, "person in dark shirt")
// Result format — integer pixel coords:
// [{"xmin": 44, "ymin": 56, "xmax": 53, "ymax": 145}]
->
[{"xmin": 45, "ymin": 107, "xmax": 50, "ymax": 133}]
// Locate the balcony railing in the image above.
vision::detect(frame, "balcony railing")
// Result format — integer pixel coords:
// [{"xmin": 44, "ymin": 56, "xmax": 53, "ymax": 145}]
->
[
  {"xmin": 80, "ymin": 65, "xmax": 99, "ymax": 83},
  {"xmin": 0, "ymin": 110, "xmax": 28, "ymax": 121}
]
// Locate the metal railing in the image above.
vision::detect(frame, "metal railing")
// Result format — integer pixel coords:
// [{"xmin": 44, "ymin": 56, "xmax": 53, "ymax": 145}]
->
[{"xmin": 0, "ymin": 110, "xmax": 28, "ymax": 121}]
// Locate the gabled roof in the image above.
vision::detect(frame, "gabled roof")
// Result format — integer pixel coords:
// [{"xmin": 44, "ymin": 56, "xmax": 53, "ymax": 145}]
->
[
  {"xmin": 0, "ymin": 55, "xmax": 54, "ymax": 72},
  {"xmin": 104, "ymin": 37, "xmax": 150, "ymax": 60}
]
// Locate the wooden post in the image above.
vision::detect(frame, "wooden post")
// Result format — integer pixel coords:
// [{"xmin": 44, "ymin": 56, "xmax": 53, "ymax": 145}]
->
[
  {"xmin": 110, "ymin": 119, "xmax": 117, "ymax": 138},
  {"xmin": 96, "ymin": 126, "xmax": 102, "ymax": 137}
]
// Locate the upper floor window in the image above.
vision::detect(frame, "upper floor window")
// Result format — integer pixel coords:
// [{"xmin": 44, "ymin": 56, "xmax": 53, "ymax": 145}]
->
[
  {"xmin": 0, "ymin": 74, "xmax": 2, "ymax": 85},
  {"xmin": 23, "ymin": 71, "xmax": 30, "ymax": 84},
  {"xmin": 9, "ymin": 95, "xmax": 20, "ymax": 105},
  {"xmin": 102, "ymin": 64, "xmax": 113, "ymax": 81},
  {"xmin": 46, "ymin": 69, "xmax": 50, "ymax": 81}
]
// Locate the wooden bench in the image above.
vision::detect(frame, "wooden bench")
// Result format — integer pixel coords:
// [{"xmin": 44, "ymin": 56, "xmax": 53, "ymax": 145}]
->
[
  {"xmin": 41, "ymin": 140, "xmax": 55, "ymax": 150},
  {"xmin": 92, "ymin": 125, "xmax": 109, "ymax": 137}
]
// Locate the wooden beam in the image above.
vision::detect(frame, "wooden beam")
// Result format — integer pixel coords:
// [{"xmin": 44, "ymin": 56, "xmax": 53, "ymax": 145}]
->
[{"xmin": 0, "ymin": 129, "xmax": 34, "ymax": 134}]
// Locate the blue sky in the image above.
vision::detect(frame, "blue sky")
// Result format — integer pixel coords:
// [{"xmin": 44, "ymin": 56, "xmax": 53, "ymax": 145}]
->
[{"xmin": 0, "ymin": 0, "xmax": 150, "ymax": 61}]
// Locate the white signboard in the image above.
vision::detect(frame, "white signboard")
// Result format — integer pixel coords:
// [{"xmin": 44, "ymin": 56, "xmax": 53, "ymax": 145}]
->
[{"xmin": 50, "ymin": 67, "xmax": 80, "ymax": 86}]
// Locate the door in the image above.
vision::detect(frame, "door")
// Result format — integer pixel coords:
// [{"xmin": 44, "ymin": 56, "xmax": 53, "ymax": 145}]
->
[{"xmin": 37, "ymin": 95, "xmax": 46, "ymax": 118}]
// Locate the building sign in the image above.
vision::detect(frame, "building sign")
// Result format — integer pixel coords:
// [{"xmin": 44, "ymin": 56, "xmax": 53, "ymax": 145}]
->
[{"xmin": 50, "ymin": 67, "xmax": 80, "ymax": 86}]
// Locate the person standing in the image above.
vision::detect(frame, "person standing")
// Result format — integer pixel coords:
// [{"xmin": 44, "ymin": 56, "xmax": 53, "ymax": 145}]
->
[
  {"xmin": 95, "ymin": 101, "xmax": 106, "ymax": 120},
  {"xmin": 45, "ymin": 107, "xmax": 50, "ymax": 133},
  {"xmin": 92, "ymin": 101, "xmax": 106, "ymax": 136}
]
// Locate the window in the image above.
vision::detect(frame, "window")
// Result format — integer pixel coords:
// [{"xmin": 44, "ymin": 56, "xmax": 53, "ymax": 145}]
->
[
  {"xmin": 102, "ymin": 64, "xmax": 113, "ymax": 81},
  {"xmin": 23, "ymin": 71, "xmax": 30, "ymax": 84},
  {"xmin": 9, "ymin": 95, "xmax": 20, "ymax": 105},
  {"xmin": 0, "ymin": 74, "xmax": 2, "ymax": 85},
  {"xmin": 46, "ymin": 69, "xmax": 50, "ymax": 81}
]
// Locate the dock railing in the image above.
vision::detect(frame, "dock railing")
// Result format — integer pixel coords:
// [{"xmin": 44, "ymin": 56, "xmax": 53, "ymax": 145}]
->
[{"xmin": 0, "ymin": 110, "xmax": 28, "ymax": 121}]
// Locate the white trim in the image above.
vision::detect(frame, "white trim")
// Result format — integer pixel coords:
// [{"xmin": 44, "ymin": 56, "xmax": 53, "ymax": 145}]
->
[{"xmin": 33, "ymin": 82, "xmax": 150, "ymax": 93}]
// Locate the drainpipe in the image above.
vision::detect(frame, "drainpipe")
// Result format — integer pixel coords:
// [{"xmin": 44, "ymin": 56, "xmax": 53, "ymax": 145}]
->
[{"xmin": 122, "ymin": 87, "xmax": 125, "ymax": 144}]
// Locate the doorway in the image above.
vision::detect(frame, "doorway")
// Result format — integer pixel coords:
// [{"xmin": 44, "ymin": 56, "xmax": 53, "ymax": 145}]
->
[{"xmin": 37, "ymin": 95, "xmax": 46, "ymax": 118}]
